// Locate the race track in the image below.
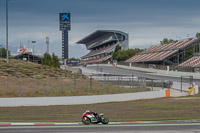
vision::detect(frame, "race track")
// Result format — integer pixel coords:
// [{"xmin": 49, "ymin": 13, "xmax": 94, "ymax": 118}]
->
[
  {"xmin": 1, "ymin": 122, "xmax": 200, "ymax": 133},
  {"xmin": 88, "ymin": 66, "xmax": 200, "ymax": 85}
]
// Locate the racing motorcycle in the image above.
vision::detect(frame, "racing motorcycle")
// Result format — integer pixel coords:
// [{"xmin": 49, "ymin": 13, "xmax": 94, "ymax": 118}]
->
[{"xmin": 82, "ymin": 112, "xmax": 109, "ymax": 125}]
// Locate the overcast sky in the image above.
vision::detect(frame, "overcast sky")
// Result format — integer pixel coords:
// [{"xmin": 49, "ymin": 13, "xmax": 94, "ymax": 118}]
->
[{"xmin": 0, "ymin": 0, "xmax": 200, "ymax": 58}]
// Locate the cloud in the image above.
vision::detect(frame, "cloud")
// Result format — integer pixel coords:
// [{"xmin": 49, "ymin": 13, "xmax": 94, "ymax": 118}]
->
[{"xmin": 1, "ymin": 0, "xmax": 200, "ymax": 58}]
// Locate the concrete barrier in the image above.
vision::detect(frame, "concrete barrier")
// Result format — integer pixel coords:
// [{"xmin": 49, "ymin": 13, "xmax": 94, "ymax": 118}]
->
[
  {"xmin": 61, "ymin": 66, "xmax": 82, "ymax": 74},
  {"xmin": 0, "ymin": 90, "xmax": 165, "ymax": 107}
]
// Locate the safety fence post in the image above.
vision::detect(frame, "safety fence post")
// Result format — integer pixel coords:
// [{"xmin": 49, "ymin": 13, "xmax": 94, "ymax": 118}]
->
[
  {"xmin": 181, "ymin": 76, "xmax": 182, "ymax": 93},
  {"xmin": 87, "ymin": 80, "xmax": 89, "ymax": 96},
  {"xmin": 66, "ymin": 83, "xmax": 69, "ymax": 96},
  {"xmin": 43, "ymin": 84, "xmax": 46, "ymax": 96},
  {"xmin": 19, "ymin": 76, "xmax": 22, "ymax": 97},
  {"xmin": 5, "ymin": 77, "xmax": 8, "ymax": 96},
  {"xmin": 34, "ymin": 76, "xmax": 37, "ymax": 91}
]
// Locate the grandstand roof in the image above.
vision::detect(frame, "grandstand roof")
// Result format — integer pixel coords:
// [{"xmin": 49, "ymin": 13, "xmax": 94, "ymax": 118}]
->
[
  {"xmin": 126, "ymin": 38, "xmax": 200, "ymax": 63},
  {"xmin": 76, "ymin": 30, "xmax": 128, "ymax": 45},
  {"xmin": 77, "ymin": 30, "xmax": 128, "ymax": 64},
  {"xmin": 13, "ymin": 53, "xmax": 43, "ymax": 64}
]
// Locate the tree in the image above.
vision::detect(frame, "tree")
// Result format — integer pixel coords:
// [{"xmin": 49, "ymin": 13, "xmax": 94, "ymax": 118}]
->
[
  {"xmin": 196, "ymin": 33, "xmax": 200, "ymax": 38},
  {"xmin": 52, "ymin": 53, "xmax": 60, "ymax": 68},
  {"xmin": 42, "ymin": 53, "xmax": 53, "ymax": 66},
  {"xmin": 112, "ymin": 45, "xmax": 121, "ymax": 60},
  {"xmin": 42, "ymin": 53, "xmax": 60, "ymax": 68},
  {"xmin": 116, "ymin": 50, "xmax": 129, "ymax": 61},
  {"xmin": 112, "ymin": 47, "xmax": 143, "ymax": 61},
  {"xmin": 0, "ymin": 48, "xmax": 10, "ymax": 58},
  {"xmin": 160, "ymin": 38, "xmax": 175, "ymax": 44}
]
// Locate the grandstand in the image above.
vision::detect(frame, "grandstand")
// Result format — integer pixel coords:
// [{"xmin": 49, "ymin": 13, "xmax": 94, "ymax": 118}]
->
[
  {"xmin": 126, "ymin": 38, "xmax": 200, "ymax": 65},
  {"xmin": 178, "ymin": 56, "xmax": 200, "ymax": 68},
  {"xmin": 77, "ymin": 30, "xmax": 129, "ymax": 64}
]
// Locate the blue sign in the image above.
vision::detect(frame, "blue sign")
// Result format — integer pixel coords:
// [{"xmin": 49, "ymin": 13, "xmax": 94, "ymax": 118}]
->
[
  {"xmin": 68, "ymin": 60, "xmax": 80, "ymax": 64},
  {"xmin": 60, "ymin": 13, "xmax": 70, "ymax": 23},
  {"xmin": 59, "ymin": 12, "xmax": 71, "ymax": 31}
]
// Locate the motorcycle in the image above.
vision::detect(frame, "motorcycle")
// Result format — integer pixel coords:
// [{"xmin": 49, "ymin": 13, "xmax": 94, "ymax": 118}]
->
[{"xmin": 82, "ymin": 112, "xmax": 109, "ymax": 125}]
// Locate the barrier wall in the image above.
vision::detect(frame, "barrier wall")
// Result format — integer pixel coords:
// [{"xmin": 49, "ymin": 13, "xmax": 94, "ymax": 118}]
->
[{"xmin": 0, "ymin": 90, "xmax": 165, "ymax": 107}]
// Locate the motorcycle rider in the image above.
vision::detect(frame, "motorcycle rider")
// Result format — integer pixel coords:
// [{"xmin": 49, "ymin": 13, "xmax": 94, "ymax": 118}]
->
[{"xmin": 84, "ymin": 110, "xmax": 99, "ymax": 120}]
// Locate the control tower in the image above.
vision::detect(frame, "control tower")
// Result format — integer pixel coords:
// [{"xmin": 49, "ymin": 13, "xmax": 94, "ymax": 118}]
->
[{"xmin": 59, "ymin": 12, "xmax": 71, "ymax": 59}]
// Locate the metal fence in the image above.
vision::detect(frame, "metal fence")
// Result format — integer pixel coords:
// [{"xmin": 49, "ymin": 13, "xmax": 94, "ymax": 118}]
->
[
  {"xmin": 0, "ymin": 74, "xmax": 172, "ymax": 97},
  {"xmin": 171, "ymin": 76, "xmax": 194, "ymax": 92}
]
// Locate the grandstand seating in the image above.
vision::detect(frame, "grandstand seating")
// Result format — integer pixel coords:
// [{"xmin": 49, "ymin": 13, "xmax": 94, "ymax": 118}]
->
[
  {"xmin": 78, "ymin": 30, "xmax": 129, "ymax": 64},
  {"xmin": 126, "ymin": 50, "xmax": 177, "ymax": 62},
  {"xmin": 141, "ymin": 38, "xmax": 198, "ymax": 54},
  {"xmin": 89, "ymin": 36, "xmax": 115, "ymax": 49},
  {"xmin": 82, "ymin": 56, "xmax": 111, "ymax": 64},
  {"xmin": 178, "ymin": 56, "xmax": 200, "ymax": 67},
  {"xmin": 127, "ymin": 38, "xmax": 199, "ymax": 63},
  {"xmin": 82, "ymin": 44, "xmax": 118, "ymax": 58}
]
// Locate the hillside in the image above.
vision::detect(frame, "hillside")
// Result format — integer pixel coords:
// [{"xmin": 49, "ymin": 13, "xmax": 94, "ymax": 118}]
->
[
  {"xmin": 0, "ymin": 59, "xmax": 148, "ymax": 97},
  {"xmin": 0, "ymin": 59, "xmax": 74, "ymax": 78}
]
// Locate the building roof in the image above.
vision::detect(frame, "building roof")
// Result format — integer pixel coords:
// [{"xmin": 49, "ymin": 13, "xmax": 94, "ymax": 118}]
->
[
  {"xmin": 76, "ymin": 30, "xmax": 128, "ymax": 45},
  {"xmin": 13, "ymin": 53, "xmax": 42, "ymax": 59}
]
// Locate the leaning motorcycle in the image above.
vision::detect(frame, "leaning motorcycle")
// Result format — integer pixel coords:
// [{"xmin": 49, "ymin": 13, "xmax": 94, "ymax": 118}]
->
[{"xmin": 82, "ymin": 113, "xmax": 109, "ymax": 125}]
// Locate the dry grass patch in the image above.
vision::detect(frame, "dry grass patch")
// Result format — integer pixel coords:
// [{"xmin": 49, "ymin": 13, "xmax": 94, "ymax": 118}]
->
[
  {"xmin": 0, "ymin": 59, "xmax": 150, "ymax": 97},
  {"xmin": 0, "ymin": 97, "xmax": 200, "ymax": 122}
]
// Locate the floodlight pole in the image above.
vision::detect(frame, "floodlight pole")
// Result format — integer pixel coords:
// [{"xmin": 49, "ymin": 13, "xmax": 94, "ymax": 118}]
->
[
  {"xmin": 6, "ymin": 0, "xmax": 9, "ymax": 63},
  {"xmin": 32, "ymin": 41, "xmax": 36, "ymax": 62},
  {"xmin": 0, "ymin": 44, "xmax": 2, "ymax": 58},
  {"xmin": 32, "ymin": 41, "xmax": 36, "ymax": 54},
  {"xmin": 46, "ymin": 37, "xmax": 49, "ymax": 54}
]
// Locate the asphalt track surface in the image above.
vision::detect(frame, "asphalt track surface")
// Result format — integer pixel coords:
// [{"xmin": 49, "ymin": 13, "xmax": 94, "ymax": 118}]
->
[
  {"xmin": 89, "ymin": 66, "xmax": 200, "ymax": 85},
  {"xmin": 1, "ymin": 123, "xmax": 200, "ymax": 133}
]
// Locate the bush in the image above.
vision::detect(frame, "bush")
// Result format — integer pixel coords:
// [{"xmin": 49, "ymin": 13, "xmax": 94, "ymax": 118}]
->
[
  {"xmin": 42, "ymin": 53, "xmax": 60, "ymax": 68},
  {"xmin": 112, "ymin": 47, "xmax": 143, "ymax": 61},
  {"xmin": 0, "ymin": 48, "xmax": 11, "ymax": 58}
]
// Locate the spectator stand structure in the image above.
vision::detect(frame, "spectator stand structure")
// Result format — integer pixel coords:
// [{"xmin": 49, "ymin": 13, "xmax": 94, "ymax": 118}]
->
[
  {"xmin": 77, "ymin": 30, "xmax": 129, "ymax": 64},
  {"xmin": 126, "ymin": 38, "xmax": 200, "ymax": 67},
  {"xmin": 13, "ymin": 53, "xmax": 42, "ymax": 64},
  {"xmin": 12, "ymin": 46, "xmax": 42, "ymax": 64},
  {"xmin": 177, "ymin": 55, "xmax": 200, "ymax": 72}
]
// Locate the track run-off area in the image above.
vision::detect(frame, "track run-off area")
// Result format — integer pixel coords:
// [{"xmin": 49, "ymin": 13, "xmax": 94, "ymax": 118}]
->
[{"xmin": 1, "ymin": 120, "xmax": 200, "ymax": 133}]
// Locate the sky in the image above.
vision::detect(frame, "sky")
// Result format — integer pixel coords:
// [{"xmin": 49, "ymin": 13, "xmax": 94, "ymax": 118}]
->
[{"xmin": 0, "ymin": 0, "xmax": 200, "ymax": 58}]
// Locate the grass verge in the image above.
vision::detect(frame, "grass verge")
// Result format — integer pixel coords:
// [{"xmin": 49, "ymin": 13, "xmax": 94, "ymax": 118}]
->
[{"xmin": 0, "ymin": 97, "xmax": 200, "ymax": 122}]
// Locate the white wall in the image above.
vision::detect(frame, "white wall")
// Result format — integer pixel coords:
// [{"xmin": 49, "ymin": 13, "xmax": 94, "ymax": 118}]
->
[{"xmin": 0, "ymin": 90, "xmax": 165, "ymax": 107}]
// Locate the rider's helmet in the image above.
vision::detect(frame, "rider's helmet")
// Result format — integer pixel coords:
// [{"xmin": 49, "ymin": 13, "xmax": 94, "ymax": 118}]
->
[{"xmin": 85, "ymin": 110, "xmax": 90, "ymax": 113}]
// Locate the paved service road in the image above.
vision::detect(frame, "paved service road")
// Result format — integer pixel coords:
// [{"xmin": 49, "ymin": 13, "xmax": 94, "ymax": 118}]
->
[
  {"xmin": 1, "ymin": 123, "xmax": 200, "ymax": 133},
  {"xmin": 88, "ymin": 66, "xmax": 200, "ymax": 85}
]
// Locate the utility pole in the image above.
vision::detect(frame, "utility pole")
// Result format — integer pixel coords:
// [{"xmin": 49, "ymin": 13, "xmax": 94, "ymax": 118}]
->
[
  {"xmin": 31, "ymin": 41, "xmax": 36, "ymax": 54},
  {"xmin": 0, "ymin": 44, "xmax": 2, "ymax": 58},
  {"xmin": 6, "ymin": 0, "xmax": 9, "ymax": 63},
  {"xmin": 46, "ymin": 37, "xmax": 49, "ymax": 54},
  {"xmin": 32, "ymin": 41, "xmax": 36, "ymax": 62}
]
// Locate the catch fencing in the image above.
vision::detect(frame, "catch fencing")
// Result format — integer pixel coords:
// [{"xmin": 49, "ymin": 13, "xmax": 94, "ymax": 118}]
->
[{"xmin": 0, "ymin": 74, "xmax": 171, "ymax": 97}]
